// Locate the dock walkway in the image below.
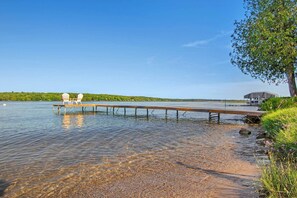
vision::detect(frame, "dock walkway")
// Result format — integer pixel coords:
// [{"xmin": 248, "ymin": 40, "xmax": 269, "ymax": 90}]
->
[{"xmin": 53, "ymin": 104, "xmax": 266, "ymax": 123}]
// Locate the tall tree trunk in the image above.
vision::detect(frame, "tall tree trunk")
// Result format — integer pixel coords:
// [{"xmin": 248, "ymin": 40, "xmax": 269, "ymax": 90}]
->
[{"xmin": 287, "ymin": 68, "xmax": 297, "ymax": 97}]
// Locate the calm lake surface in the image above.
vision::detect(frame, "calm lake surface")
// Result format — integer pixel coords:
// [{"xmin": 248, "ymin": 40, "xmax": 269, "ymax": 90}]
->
[{"xmin": 0, "ymin": 101, "xmax": 258, "ymax": 197}]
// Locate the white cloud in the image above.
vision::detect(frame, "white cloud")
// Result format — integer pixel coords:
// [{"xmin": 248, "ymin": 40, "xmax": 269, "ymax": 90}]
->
[{"xmin": 183, "ymin": 31, "xmax": 232, "ymax": 48}]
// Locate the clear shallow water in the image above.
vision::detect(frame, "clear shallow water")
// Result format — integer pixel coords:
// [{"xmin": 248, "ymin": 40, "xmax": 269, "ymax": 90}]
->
[{"xmin": 0, "ymin": 101, "xmax": 257, "ymax": 197}]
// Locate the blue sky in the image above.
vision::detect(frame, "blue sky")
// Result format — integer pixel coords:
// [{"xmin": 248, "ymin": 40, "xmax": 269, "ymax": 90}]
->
[{"xmin": 0, "ymin": 0, "xmax": 289, "ymax": 99}]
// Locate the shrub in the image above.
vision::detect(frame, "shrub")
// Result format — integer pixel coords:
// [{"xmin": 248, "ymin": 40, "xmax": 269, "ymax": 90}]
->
[{"xmin": 260, "ymin": 97, "xmax": 297, "ymax": 111}]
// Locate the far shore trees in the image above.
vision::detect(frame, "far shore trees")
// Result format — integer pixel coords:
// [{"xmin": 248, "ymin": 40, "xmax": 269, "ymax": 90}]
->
[{"xmin": 230, "ymin": 0, "xmax": 297, "ymax": 96}]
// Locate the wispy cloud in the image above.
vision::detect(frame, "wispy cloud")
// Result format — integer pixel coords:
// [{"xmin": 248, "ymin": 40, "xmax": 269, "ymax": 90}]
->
[{"xmin": 182, "ymin": 31, "xmax": 232, "ymax": 48}]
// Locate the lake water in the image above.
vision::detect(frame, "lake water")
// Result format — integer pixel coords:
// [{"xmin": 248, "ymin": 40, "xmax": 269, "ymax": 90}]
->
[{"xmin": 0, "ymin": 101, "xmax": 258, "ymax": 197}]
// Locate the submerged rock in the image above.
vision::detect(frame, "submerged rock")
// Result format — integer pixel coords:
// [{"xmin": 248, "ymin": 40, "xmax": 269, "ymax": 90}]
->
[
  {"xmin": 256, "ymin": 132, "xmax": 267, "ymax": 139},
  {"xmin": 239, "ymin": 128, "xmax": 251, "ymax": 135}
]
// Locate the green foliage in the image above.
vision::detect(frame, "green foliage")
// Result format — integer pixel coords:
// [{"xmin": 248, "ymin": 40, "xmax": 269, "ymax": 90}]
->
[
  {"xmin": 260, "ymin": 102, "xmax": 297, "ymax": 197},
  {"xmin": 0, "ymin": 92, "xmax": 246, "ymax": 102},
  {"xmin": 275, "ymin": 126, "xmax": 297, "ymax": 152},
  {"xmin": 261, "ymin": 154, "xmax": 297, "ymax": 198},
  {"xmin": 230, "ymin": 0, "xmax": 297, "ymax": 96},
  {"xmin": 261, "ymin": 97, "xmax": 297, "ymax": 111},
  {"xmin": 0, "ymin": 92, "xmax": 172, "ymax": 102},
  {"xmin": 262, "ymin": 107, "xmax": 297, "ymax": 138}
]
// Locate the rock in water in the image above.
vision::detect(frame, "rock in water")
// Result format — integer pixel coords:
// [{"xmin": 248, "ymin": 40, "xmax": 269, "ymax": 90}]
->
[
  {"xmin": 239, "ymin": 128, "xmax": 251, "ymax": 135},
  {"xmin": 256, "ymin": 132, "xmax": 267, "ymax": 139}
]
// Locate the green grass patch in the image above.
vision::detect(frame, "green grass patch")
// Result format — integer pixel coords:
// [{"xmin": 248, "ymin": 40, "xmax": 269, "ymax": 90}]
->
[
  {"xmin": 261, "ymin": 154, "xmax": 297, "ymax": 198},
  {"xmin": 260, "ymin": 106, "xmax": 297, "ymax": 197},
  {"xmin": 262, "ymin": 107, "xmax": 297, "ymax": 139},
  {"xmin": 260, "ymin": 97, "xmax": 297, "ymax": 111}
]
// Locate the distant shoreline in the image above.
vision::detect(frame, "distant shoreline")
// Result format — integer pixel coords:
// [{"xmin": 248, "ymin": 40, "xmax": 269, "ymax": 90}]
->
[{"xmin": 0, "ymin": 92, "xmax": 245, "ymax": 103}]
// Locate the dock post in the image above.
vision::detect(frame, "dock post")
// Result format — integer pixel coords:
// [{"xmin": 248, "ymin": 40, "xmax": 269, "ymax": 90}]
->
[
  {"xmin": 106, "ymin": 107, "xmax": 108, "ymax": 115},
  {"xmin": 113, "ymin": 107, "xmax": 115, "ymax": 115},
  {"xmin": 209, "ymin": 112, "xmax": 211, "ymax": 122},
  {"xmin": 135, "ymin": 108, "xmax": 137, "ymax": 117},
  {"xmin": 176, "ymin": 110, "xmax": 179, "ymax": 120},
  {"xmin": 146, "ymin": 109, "xmax": 149, "ymax": 119},
  {"xmin": 218, "ymin": 113, "xmax": 221, "ymax": 124},
  {"xmin": 96, "ymin": 106, "xmax": 97, "ymax": 112},
  {"xmin": 124, "ymin": 108, "xmax": 126, "ymax": 116},
  {"xmin": 82, "ymin": 107, "xmax": 84, "ymax": 112},
  {"xmin": 58, "ymin": 106, "xmax": 60, "ymax": 114},
  {"xmin": 93, "ymin": 107, "xmax": 95, "ymax": 112}
]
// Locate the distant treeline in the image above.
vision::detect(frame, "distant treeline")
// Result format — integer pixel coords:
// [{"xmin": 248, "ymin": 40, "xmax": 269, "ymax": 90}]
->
[
  {"xmin": 0, "ymin": 92, "xmax": 170, "ymax": 101},
  {"xmin": 0, "ymin": 92, "xmax": 244, "ymax": 102}
]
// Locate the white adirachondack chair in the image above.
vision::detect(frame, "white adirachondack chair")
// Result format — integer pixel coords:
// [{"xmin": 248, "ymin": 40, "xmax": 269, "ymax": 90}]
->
[
  {"xmin": 62, "ymin": 93, "xmax": 71, "ymax": 104},
  {"xmin": 74, "ymin": 93, "xmax": 83, "ymax": 104}
]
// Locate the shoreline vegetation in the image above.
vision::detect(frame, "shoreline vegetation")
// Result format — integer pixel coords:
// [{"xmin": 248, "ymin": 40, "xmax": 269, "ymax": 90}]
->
[
  {"xmin": 0, "ymin": 92, "xmax": 245, "ymax": 103},
  {"xmin": 259, "ymin": 97, "xmax": 297, "ymax": 197}
]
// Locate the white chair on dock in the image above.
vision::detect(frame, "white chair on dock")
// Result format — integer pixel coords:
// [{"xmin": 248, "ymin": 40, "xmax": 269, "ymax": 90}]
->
[
  {"xmin": 74, "ymin": 93, "xmax": 83, "ymax": 104},
  {"xmin": 62, "ymin": 93, "xmax": 71, "ymax": 104}
]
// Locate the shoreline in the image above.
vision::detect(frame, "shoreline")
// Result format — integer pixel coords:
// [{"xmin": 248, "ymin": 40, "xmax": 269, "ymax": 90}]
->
[
  {"xmin": 1, "ymin": 103, "xmax": 265, "ymax": 198},
  {"xmin": 2, "ymin": 124, "xmax": 266, "ymax": 197},
  {"xmin": 54, "ymin": 125, "xmax": 265, "ymax": 198}
]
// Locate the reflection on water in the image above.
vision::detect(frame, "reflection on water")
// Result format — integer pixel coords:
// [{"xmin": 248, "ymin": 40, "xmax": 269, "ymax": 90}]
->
[
  {"xmin": 76, "ymin": 114, "xmax": 84, "ymax": 127},
  {"xmin": 63, "ymin": 114, "xmax": 71, "ymax": 129},
  {"xmin": 0, "ymin": 102, "xmax": 258, "ymax": 197},
  {"xmin": 62, "ymin": 114, "xmax": 84, "ymax": 129}
]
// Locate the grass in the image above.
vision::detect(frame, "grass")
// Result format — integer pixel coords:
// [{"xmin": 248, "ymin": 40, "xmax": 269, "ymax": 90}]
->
[
  {"xmin": 260, "ymin": 155, "xmax": 297, "ymax": 198},
  {"xmin": 262, "ymin": 107, "xmax": 297, "ymax": 138},
  {"xmin": 260, "ymin": 97, "xmax": 297, "ymax": 111},
  {"xmin": 260, "ymin": 104, "xmax": 297, "ymax": 197}
]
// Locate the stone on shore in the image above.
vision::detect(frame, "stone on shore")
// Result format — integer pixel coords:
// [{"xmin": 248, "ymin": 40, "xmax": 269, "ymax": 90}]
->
[
  {"xmin": 239, "ymin": 128, "xmax": 251, "ymax": 135},
  {"xmin": 256, "ymin": 132, "xmax": 267, "ymax": 139}
]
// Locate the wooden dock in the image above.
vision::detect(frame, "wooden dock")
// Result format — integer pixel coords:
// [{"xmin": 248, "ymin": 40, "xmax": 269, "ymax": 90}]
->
[{"xmin": 53, "ymin": 104, "xmax": 266, "ymax": 123}]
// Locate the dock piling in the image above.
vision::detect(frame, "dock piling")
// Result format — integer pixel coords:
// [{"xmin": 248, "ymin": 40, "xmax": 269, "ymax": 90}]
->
[{"xmin": 209, "ymin": 112, "xmax": 221, "ymax": 123}]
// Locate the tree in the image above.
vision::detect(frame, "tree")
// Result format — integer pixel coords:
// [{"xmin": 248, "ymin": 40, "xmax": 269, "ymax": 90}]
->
[{"xmin": 230, "ymin": 0, "xmax": 297, "ymax": 96}]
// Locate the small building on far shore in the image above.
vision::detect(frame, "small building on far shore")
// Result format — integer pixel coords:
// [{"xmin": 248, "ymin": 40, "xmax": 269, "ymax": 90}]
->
[{"xmin": 244, "ymin": 92, "xmax": 278, "ymax": 105}]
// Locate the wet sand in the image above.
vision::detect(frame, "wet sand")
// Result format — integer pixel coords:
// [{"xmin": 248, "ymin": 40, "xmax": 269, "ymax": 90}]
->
[
  {"xmin": 56, "ymin": 124, "xmax": 263, "ymax": 198},
  {"xmin": 3, "ymin": 124, "xmax": 264, "ymax": 198}
]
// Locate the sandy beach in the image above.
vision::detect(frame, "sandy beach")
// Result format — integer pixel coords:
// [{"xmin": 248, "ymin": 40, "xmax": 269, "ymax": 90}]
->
[{"xmin": 50, "ymin": 124, "xmax": 264, "ymax": 198}]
